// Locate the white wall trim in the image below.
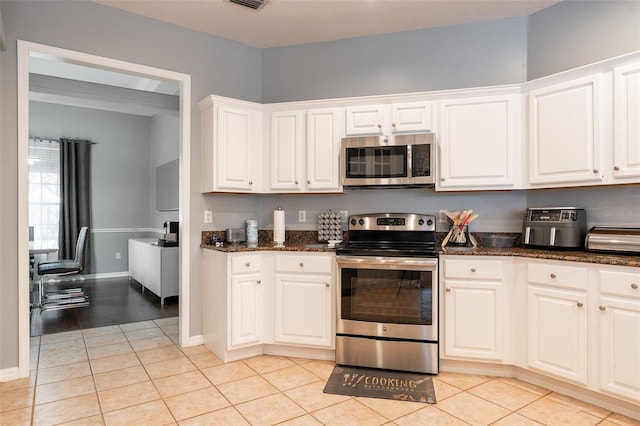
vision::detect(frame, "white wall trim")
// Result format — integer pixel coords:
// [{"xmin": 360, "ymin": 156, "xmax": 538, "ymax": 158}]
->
[
  {"xmin": 186, "ymin": 334, "xmax": 204, "ymax": 347},
  {"xmin": 85, "ymin": 271, "xmax": 130, "ymax": 280},
  {"xmin": 91, "ymin": 228, "xmax": 163, "ymax": 234},
  {"xmin": 17, "ymin": 40, "xmax": 192, "ymax": 380},
  {"xmin": 0, "ymin": 367, "xmax": 21, "ymax": 383}
]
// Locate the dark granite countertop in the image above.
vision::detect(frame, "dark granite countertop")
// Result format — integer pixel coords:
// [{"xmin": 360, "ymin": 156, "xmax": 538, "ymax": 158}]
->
[{"xmin": 201, "ymin": 230, "xmax": 639, "ymax": 267}]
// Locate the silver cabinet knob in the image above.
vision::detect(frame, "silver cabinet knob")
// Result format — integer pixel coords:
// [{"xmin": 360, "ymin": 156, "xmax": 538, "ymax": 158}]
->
[
  {"xmin": 614, "ymin": 166, "xmax": 620, "ymax": 171},
  {"xmin": 445, "ymin": 288, "xmax": 451, "ymax": 292},
  {"xmin": 257, "ymin": 279, "xmax": 261, "ymax": 284},
  {"xmin": 470, "ymin": 268, "xmax": 476, "ymax": 273},
  {"xmin": 593, "ymin": 170, "xmax": 599, "ymax": 174},
  {"xmin": 299, "ymin": 262, "xmax": 304, "ymax": 267},
  {"xmin": 631, "ymin": 283, "xmax": 638, "ymax": 290},
  {"xmin": 599, "ymin": 305, "xmax": 606, "ymax": 311},
  {"xmin": 440, "ymin": 177, "xmax": 446, "ymax": 181},
  {"xmin": 577, "ymin": 302, "xmax": 583, "ymax": 308},
  {"xmin": 307, "ymin": 180, "xmax": 310, "ymax": 185},
  {"xmin": 392, "ymin": 123, "xmax": 396, "ymax": 128},
  {"xmin": 377, "ymin": 124, "xmax": 382, "ymax": 129},
  {"xmin": 249, "ymin": 181, "xmax": 253, "ymax": 185},
  {"xmin": 550, "ymin": 273, "xmax": 557, "ymax": 279},
  {"xmin": 245, "ymin": 262, "xmax": 251, "ymax": 267},
  {"xmin": 325, "ymin": 283, "xmax": 330, "ymax": 288},
  {"xmin": 295, "ymin": 180, "xmax": 299, "ymax": 184}
]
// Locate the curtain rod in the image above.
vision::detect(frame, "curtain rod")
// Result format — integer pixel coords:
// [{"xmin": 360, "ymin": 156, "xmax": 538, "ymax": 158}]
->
[{"xmin": 29, "ymin": 135, "xmax": 98, "ymax": 144}]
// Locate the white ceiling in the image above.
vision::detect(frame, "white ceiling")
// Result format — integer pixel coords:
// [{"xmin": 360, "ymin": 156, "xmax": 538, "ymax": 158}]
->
[{"xmin": 94, "ymin": 0, "xmax": 561, "ymax": 49}]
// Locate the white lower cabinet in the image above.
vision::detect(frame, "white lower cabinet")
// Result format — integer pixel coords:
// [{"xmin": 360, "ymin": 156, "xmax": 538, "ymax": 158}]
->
[
  {"xmin": 128, "ymin": 238, "xmax": 179, "ymax": 305},
  {"xmin": 597, "ymin": 268, "xmax": 640, "ymax": 402},
  {"xmin": 440, "ymin": 257, "xmax": 509, "ymax": 363},
  {"xmin": 274, "ymin": 253, "xmax": 334, "ymax": 347},
  {"xmin": 203, "ymin": 250, "xmax": 335, "ymax": 362}
]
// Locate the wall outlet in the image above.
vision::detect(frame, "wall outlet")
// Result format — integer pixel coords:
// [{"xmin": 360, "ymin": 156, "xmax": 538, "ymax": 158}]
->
[
  {"xmin": 204, "ymin": 210, "xmax": 213, "ymax": 223},
  {"xmin": 298, "ymin": 210, "xmax": 306, "ymax": 223},
  {"xmin": 115, "ymin": 252, "xmax": 121, "ymax": 260}
]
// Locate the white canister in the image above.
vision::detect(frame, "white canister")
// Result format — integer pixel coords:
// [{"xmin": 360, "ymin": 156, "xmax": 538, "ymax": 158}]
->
[{"xmin": 246, "ymin": 220, "xmax": 258, "ymax": 245}]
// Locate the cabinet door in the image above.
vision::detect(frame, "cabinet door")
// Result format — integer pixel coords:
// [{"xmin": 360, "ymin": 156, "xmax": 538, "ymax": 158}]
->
[
  {"xmin": 613, "ymin": 62, "xmax": 640, "ymax": 181},
  {"xmin": 345, "ymin": 105, "xmax": 385, "ymax": 135},
  {"xmin": 216, "ymin": 105, "xmax": 258, "ymax": 191},
  {"xmin": 528, "ymin": 75, "xmax": 604, "ymax": 186},
  {"xmin": 391, "ymin": 102, "xmax": 433, "ymax": 133},
  {"xmin": 274, "ymin": 274, "xmax": 333, "ymax": 347},
  {"xmin": 306, "ymin": 108, "xmax": 343, "ymax": 191},
  {"xmin": 437, "ymin": 94, "xmax": 521, "ymax": 190},
  {"xmin": 442, "ymin": 280, "xmax": 505, "ymax": 362},
  {"xmin": 599, "ymin": 295, "xmax": 640, "ymax": 402},
  {"xmin": 229, "ymin": 272, "xmax": 263, "ymax": 348},
  {"xmin": 527, "ymin": 285, "xmax": 588, "ymax": 385},
  {"xmin": 270, "ymin": 110, "xmax": 305, "ymax": 191}
]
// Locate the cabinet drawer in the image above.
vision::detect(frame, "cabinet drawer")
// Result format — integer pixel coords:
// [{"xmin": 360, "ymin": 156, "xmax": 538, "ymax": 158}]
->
[
  {"xmin": 527, "ymin": 262, "xmax": 587, "ymax": 290},
  {"xmin": 443, "ymin": 259, "xmax": 503, "ymax": 280},
  {"xmin": 599, "ymin": 269, "xmax": 640, "ymax": 298},
  {"xmin": 230, "ymin": 254, "xmax": 262, "ymax": 274},
  {"xmin": 275, "ymin": 254, "xmax": 333, "ymax": 274}
]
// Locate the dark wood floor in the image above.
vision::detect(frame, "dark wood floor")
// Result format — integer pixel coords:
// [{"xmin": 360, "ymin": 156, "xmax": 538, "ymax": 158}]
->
[{"xmin": 30, "ymin": 276, "xmax": 179, "ymax": 336}]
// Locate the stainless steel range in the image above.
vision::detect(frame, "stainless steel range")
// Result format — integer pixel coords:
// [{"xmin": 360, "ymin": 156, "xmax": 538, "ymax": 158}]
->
[{"xmin": 335, "ymin": 213, "xmax": 439, "ymax": 374}]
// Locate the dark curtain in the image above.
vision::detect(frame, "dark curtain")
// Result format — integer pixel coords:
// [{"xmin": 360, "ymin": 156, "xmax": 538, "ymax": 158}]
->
[{"xmin": 59, "ymin": 138, "xmax": 92, "ymax": 270}]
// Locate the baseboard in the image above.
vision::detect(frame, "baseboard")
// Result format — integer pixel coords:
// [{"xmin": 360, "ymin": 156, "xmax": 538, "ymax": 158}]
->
[
  {"xmin": 0, "ymin": 367, "xmax": 22, "ymax": 383},
  {"xmin": 184, "ymin": 334, "xmax": 204, "ymax": 347},
  {"xmin": 84, "ymin": 271, "xmax": 130, "ymax": 280}
]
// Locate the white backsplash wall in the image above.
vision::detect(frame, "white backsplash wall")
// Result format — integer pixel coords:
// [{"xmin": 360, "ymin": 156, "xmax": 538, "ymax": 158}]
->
[
  {"xmin": 259, "ymin": 189, "xmax": 528, "ymax": 234},
  {"xmin": 527, "ymin": 185, "xmax": 640, "ymax": 229}
]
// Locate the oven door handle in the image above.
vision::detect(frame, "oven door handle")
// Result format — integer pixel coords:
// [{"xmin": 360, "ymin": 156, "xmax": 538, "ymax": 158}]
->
[{"xmin": 337, "ymin": 256, "xmax": 438, "ymax": 270}]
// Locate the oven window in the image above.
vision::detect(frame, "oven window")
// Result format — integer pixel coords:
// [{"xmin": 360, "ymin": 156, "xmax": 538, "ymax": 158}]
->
[
  {"xmin": 345, "ymin": 146, "xmax": 407, "ymax": 178},
  {"xmin": 341, "ymin": 268, "xmax": 432, "ymax": 325}
]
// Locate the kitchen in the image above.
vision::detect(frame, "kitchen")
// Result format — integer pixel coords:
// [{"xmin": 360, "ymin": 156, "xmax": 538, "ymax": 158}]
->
[{"xmin": 1, "ymin": 0, "xmax": 639, "ymax": 423}]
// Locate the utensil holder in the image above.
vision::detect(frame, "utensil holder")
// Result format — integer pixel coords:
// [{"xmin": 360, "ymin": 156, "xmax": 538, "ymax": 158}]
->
[{"xmin": 448, "ymin": 224, "xmax": 470, "ymax": 247}]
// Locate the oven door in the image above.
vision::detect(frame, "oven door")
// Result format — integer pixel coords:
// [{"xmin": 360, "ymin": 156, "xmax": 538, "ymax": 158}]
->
[{"xmin": 337, "ymin": 256, "xmax": 438, "ymax": 342}]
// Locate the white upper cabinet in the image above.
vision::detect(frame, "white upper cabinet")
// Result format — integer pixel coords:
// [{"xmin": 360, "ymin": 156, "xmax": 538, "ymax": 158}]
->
[
  {"xmin": 269, "ymin": 107, "xmax": 343, "ymax": 193},
  {"xmin": 437, "ymin": 93, "xmax": 521, "ymax": 190},
  {"xmin": 306, "ymin": 108, "xmax": 343, "ymax": 191},
  {"xmin": 528, "ymin": 74, "xmax": 605, "ymax": 187},
  {"xmin": 612, "ymin": 61, "xmax": 640, "ymax": 182},
  {"xmin": 200, "ymin": 96, "xmax": 263, "ymax": 193},
  {"xmin": 345, "ymin": 102, "xmax": 433, "ymax": 136},
  {"xmin": 270, "ymin": 110, "xmax": 305, "ymax": 191}
]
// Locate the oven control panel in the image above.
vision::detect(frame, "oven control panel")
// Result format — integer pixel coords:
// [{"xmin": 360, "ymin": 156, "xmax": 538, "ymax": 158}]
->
[{"xmin": 348, "ymin": 213, "xmax": 435, "ymax": 231}]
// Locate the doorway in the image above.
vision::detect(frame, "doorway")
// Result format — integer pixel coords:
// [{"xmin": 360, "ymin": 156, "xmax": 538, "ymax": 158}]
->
[{"xmin": 17, "ymin": 41, "xmax": 192, "ymax": 378}]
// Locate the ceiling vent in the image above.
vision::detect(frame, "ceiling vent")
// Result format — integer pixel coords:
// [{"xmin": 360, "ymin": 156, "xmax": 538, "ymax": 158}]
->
[{"xmin": 229, "ymin": 0, "xmax": 268, "ymax": 10}]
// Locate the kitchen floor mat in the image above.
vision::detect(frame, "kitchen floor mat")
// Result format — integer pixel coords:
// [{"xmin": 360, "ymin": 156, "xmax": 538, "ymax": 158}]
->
[{"xmin": 323, "ymin": 365, "xmax": 437, "ymax": 404}]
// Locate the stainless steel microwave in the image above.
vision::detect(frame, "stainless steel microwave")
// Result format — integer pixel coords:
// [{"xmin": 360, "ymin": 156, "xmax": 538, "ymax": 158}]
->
[{"xmin": 341, "ymin": 133, "xmax": 435, "ymax": 187}]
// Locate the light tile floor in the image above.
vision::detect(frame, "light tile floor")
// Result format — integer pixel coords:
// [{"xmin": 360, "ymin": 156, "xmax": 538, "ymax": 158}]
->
[{"xmin": 1, "ymin": 318, "xmax": 639, "ymax": 425}]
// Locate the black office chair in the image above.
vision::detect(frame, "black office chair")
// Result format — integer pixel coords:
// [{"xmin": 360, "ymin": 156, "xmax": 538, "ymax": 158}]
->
[{"xmin": 37, "ymin": 226, "xmax": 90, "ymax": 310}]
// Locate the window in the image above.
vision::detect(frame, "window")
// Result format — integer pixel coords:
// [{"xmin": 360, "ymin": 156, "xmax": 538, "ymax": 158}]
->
[{"xmin": 29, "ymin": 138, "xmax": 60, "ymax": 249}]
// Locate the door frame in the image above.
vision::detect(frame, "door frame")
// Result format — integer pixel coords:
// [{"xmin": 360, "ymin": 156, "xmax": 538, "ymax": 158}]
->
[{"xmin": 17, "ymin": 40, "xmax": 192, "ymax": 378}]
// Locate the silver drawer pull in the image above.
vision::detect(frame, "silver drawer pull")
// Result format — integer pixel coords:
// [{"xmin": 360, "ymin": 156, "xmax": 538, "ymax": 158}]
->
[
  {"xmin": 550, "ymin": 273, "xmax": 557, "ymax": 279},
  {"xmin": 577, "ymin": 302, "xmax": 583, "ymax": 308},
  {"xmin": 631, "ymin": 283, "xmax": 638, "ymax": 290},
  {"xmin": 599, "ymin": 305, "xmax": 606, "ymax": 311},
  {"xmin": 470, "ymin": 268, "xmax": 476, "ymax": 273},
  {"xmin": 257, "ymin": 280, "xmax": 261, "ymax": 284},
  {"xmin": 246, "ymin": 262, "xmax": 251, "ymax": 267},
  {"xmin": 445, "ymin": 288, "xmax": 451, "ymax": 292},
  {"xmin": 299, "ymin": 262, "xmax": 304, "ymax": 267}
]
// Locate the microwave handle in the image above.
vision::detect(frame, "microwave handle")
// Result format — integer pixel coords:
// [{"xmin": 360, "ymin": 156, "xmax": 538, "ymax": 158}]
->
[
  {"xmin": 524, "ymin": 226, "xmax": 531, "ymax": 244},
  {"xmin": 549, "ymin": 227, "xmax": 557, "ymax": 246}
]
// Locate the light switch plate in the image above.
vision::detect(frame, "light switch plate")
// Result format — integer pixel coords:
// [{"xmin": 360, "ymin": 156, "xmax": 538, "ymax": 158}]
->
[
  {"xmin": 298, "ymin": 210, "xmax": 306, "ymax": 223},
  {"xmin": 204, "ymin": 210, "xmax": 213, "ymax": 223}
]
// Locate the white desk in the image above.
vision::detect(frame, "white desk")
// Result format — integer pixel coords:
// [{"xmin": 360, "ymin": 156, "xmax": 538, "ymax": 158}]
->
[{"xmin": 29, "ymin": 241, "xmax": 58, "ymax": 255}]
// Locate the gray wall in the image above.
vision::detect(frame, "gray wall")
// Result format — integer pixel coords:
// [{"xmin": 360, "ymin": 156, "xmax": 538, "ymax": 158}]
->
[
  {"xmin": 29, "ymin": 102, "xmax": 154, "ymax": 275},
  {"xmin": 1, "ymin": 0, "xmax": 262, "ymax": 369},
  {"xmin": 262, "ymin": 17, "xmax": 528, "ymax": 103},
  {"xmin": 1, "ymin": 0, "xmax": 639, "ymax": 372},
  {"xmin": 528, "ymin": 0, "xmax": 640, "ymax": 80},
  {"xmin": 150, "ymin": 114, "xmax": 180, "ymax": 228}
]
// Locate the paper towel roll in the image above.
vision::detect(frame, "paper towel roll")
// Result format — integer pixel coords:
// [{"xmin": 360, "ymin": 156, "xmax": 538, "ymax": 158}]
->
[{"xmin": 273, "ymin": 209, "xmax": 285, "ymax": 244}]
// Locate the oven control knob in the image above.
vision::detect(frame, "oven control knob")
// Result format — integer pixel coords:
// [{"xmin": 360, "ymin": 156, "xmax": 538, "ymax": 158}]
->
[
  {"xmin": 358, "ymin": 218, "xmax": 365, "ymax": 225},
  {"xmin": 350, "ymin": 218, "xmax": 357, "ymax": 226},
  {"xmin": 418, "ymin": 219, "xmax": 424, "ymax": 226},
  {"xmin": 426, "ymin": 219, "xmax": 433, "ymax": 226}
]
